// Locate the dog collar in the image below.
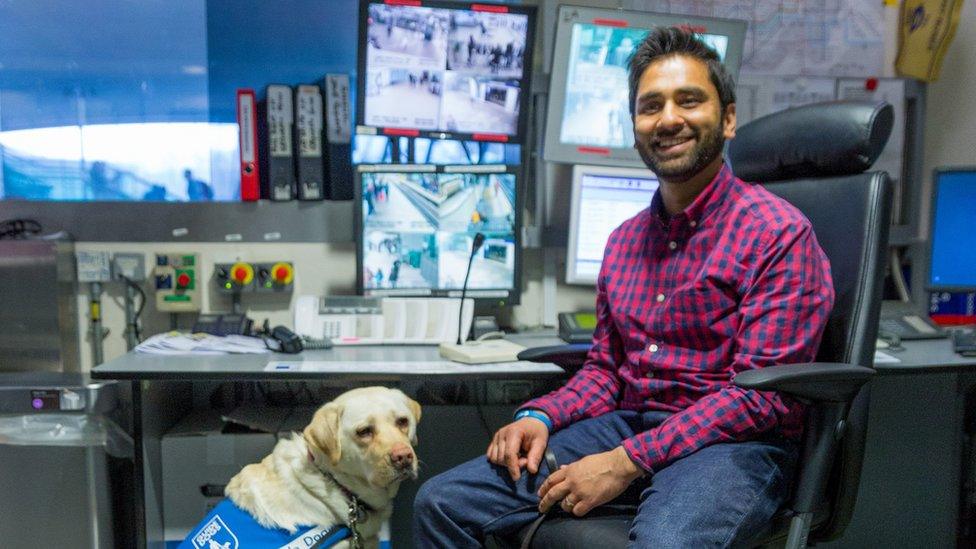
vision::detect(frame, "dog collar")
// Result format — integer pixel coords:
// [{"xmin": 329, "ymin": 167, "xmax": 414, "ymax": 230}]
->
[{"xmin": 307, "ymin": 449, "xmax": 376, "ymax": 549}]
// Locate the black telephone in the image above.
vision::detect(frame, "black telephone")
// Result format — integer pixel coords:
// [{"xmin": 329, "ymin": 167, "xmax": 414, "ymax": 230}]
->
[
  {"xmin": 192, "ymin": 313, "xmax": 253, "ymax": 336},
  {"xmin": 558, "ymin": 312, "xmax": 597, "ymax": 344},
  {"xmin": 268, "ymin": 325, "xmax": 304, "ymax": 354}
]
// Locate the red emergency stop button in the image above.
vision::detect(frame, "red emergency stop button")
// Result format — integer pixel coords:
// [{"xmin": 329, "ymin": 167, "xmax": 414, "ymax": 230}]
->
[
  {"xmin": 230, "ymin": 262, "xmax": 254, "ymax": 285},
  {"xmin": 271, "ymin": 262, "xmax": 294, "ymax": 285},
  {"xmin": 176, "ymin": 272, "xmax": 191, "ymax": 288}
]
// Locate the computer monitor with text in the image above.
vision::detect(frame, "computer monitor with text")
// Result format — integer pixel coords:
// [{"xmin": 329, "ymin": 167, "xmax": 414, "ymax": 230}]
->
[{"xmin": 566, "ymin": 164, "xmax": 659, "ymax": 285}]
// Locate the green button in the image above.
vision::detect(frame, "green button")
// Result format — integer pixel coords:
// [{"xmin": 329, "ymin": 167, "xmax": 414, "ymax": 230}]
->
[
  {"xmin": 163, "ymin": 294, "xmax": 191, "ymax": 302},
  {"xmin": 183, "ymin": 255, "xmax": 195, "ymax": 266}
]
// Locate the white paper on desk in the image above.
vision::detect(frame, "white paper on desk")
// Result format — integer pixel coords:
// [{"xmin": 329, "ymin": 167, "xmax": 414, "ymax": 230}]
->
[
  {"xmin": 264, "ymin": 360, "xmax": 559, "ymax": 374},
  {"xmin": 874, "ymin": 350, "xmax": 901, "ymax": 364},
  {"xmin": 136, "ymin": 332, "xmax": 269, "ymax": 355}
]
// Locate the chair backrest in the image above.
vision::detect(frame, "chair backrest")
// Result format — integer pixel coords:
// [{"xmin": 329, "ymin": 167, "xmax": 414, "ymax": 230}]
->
[{"xmin": 729, "ymin": 101, "xmax": 894, "ymax": 541}]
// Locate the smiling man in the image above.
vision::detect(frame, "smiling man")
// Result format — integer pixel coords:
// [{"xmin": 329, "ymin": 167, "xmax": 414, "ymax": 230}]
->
[{"xmin": 414, "ymin": 27, "xmax": 834, "ymax": 547}]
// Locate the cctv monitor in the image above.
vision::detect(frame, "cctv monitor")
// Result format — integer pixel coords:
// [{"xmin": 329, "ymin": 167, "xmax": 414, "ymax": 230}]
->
[
  {"xmin": 928, "ymin": 168, "xmax": 976, "ymax": 292},
  {"xmin": 356, "ymin": 0, "xmax": 535, "ymax": 143},
  {"xmin": 356, "ymin": 166, "xmax": 520, "ymax": 303},
  {"xmin": 544, "ymin": 5, "xmax": 746, "ymax": 168},
  {"xmin": 566, "ymin": 164, "xmax": 659, "ymax": 285}
]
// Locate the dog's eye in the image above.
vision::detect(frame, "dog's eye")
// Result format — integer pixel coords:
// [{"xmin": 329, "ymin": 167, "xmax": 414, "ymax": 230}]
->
[
  {"xmin": 396, "ymin": 417, "xmax": 410, "ymax": 430},
  {"xmin": 356, "ymin": 426, "xmax": 374, "ymax": 438}
]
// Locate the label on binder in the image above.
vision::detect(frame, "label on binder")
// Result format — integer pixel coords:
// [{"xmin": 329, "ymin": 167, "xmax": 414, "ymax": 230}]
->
[
  {"xmin": 295, "ymin": 85, "xmax": 324, "ymax": 200},
  {"xmin": 236, "ymin": 89, "xmax": 260, "ymax": 201},
  {"xmin": 325, "ymin": 74, "xmax": 352, "ymax": 144},
  {"xmin": 268, "ymin": 86, "xmax": 293, "ymax": 158},
  {"xmin": 296, "ymin": 85, "xmax": 324, "ymax": 157},
  {"xmin": 266, "ymin": 84, "xmax": 295, "ymax": 201}
]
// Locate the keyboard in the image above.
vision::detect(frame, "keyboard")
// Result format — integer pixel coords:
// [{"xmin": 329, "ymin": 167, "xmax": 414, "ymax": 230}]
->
[
  {"xmin": 952, "ymin": 329, "xmax": 976, "ymax": 356},
  {"xmin": 879, "ymin": 301, "xmax": 946, "ymax": 340}
]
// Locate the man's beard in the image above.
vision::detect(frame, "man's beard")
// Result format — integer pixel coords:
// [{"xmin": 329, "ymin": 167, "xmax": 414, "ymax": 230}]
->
[{"xmin": 635, "ymin": 120, "xmax": 725, "ymax": 183}]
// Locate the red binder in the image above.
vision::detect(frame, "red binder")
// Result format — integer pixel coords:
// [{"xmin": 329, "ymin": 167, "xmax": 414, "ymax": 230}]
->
[{"xmin": 236, "ymin": 89, "xmax": 260, "ymax": 201}]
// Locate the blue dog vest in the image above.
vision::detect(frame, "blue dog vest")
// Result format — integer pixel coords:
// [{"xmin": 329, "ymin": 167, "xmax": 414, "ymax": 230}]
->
[{"xmin": 179, "ymin": 499, "xmax": 350, "ymax": 549}]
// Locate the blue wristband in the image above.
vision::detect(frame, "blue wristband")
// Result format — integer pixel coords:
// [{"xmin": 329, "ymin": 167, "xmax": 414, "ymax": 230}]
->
[{"xmin": 514, "ymin": 409, "xmax": 552, "ymax": 432}]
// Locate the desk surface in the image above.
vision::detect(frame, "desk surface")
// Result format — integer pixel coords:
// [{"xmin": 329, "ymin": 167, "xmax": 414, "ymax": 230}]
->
[
  {"xmin": 92, "ymin": 333, "xmax": 567, "ymax": 381},
  {"xmin": 92, "ymin": 331, "xmax": 971, "ymax": 380},
  {"xmin": 876, "ymin": 337, "xmax": 976, "ymax": 374}
]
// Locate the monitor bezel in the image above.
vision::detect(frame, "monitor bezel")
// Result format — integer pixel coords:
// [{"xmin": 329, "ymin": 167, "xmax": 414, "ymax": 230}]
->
[
  {"xmin": 355, "ymin": 0, "xmax": 537, "ymax": 145},
  {"xmin": 543, "ymin": 5, "xmax": 747, "ymax": 168},
  {"xmin": 926, "ymin": 166, "xmax": 976, "ymax": 293},
  {"xmin": 354, "ymin": 164, "xmax": 522, "ymax": 304},
  {"xmin": 565, "ymin": 163, "xmax": 659, "ymax": 285}
]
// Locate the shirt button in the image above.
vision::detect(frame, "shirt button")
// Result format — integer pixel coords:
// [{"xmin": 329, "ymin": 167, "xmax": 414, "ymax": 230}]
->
[
  {"xmin": 689, "ymin": 220, "xmax": 698, "ymax": 228},
  {"xmin": 668, "ymin": 241, "xmax": 678, "ymax": 250},
  {"xmin": 646, "ymin": 371, "xmax": 654, "ymax": 378},
  {"xmin": 648, "ymin": 344, "xmax": 659, "ymax": 352},
  {"xmin": 656, "ymin": 293, "xmax": 665, "ymax": 303}
]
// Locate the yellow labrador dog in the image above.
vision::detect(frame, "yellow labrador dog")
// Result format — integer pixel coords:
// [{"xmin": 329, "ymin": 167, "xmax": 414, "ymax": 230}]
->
[{"xmin": 181, "ymin": 387, "xmax": 420, "ymax": 549}]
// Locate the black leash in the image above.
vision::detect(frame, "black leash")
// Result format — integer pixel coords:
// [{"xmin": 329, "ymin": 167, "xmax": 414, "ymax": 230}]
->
[{"xmin": 520, "ymin": 449, "xmax": 561, "ymax": 549}]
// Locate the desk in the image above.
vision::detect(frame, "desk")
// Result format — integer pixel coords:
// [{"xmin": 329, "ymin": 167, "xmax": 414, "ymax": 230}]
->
[
  {"xmin": 821, "ymin": 338, "xmax": 976, "ymax": 548},
  {"xmin": 91, "ymin": 339, "xmax": 564, "ymax": 549},
  {"xmin": 875, "ymin": 337, "xmax": 976, "ymax": 374}
]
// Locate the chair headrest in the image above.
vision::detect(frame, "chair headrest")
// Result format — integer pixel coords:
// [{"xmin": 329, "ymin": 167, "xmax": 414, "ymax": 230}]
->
[{"xmin": 728, "ymin": 101, "xmax": 894, "ymax": 183}]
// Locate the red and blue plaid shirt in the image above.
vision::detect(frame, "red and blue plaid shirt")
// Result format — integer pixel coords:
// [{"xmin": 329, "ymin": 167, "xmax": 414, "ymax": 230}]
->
[{"xmin": 523, "ymin": 163, "xmax": 834, "ymax": 473}]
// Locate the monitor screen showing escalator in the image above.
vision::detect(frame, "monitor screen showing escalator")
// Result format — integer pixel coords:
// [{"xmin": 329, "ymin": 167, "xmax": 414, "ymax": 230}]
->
[{"xmin": 356, "ymin": 168, "xmax": 518, "ymax": 302}]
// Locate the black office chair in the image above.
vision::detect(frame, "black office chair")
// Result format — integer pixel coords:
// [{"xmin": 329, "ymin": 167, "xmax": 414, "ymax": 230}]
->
[{"xmin": 501, "ymin": 101, "xmax": 894, "ymax": 549}]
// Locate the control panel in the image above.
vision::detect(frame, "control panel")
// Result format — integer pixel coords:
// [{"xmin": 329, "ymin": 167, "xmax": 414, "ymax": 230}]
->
[
  {"xmin": 215, "ymin": 262, "xmax": 255, "ymax": 292},
  {"xmin": 256, "ymin": 261, "xmax": 295, "ymax": 292},
  {"xmin": 215, "ymin": 261, "xmax": 294, "ymax": 293},
  {"xmin": 153, "ymin": 253, "xmax": 201, "ymax": 312}
]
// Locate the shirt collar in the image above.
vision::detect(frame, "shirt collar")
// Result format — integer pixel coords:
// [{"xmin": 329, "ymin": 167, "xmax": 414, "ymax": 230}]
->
[{"xmin": 649, "ymin": 161, "xmax": 736, "ymax": 228}]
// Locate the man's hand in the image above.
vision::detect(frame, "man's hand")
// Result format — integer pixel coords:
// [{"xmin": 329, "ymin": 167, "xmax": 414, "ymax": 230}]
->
[
  {"xmin": 486, "ymin": 418, "xmax": 549, "ymax": 481},
  {"xmin": 537, "ymin": 446, "xmax": 644, "ymax": 517}
]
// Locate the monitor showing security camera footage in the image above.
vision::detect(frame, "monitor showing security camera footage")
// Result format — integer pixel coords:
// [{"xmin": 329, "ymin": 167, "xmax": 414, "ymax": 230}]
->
[
  {"xmin": 355, "ymin": 166, "xmax": 520, "ymax": 302},
  {"xmin": 544, "ymin": 5, "xmax": 746, "ymax": 168},
  {"xmin": 356, "ymin": 0, "xmax": 535, "ymax": 142}
]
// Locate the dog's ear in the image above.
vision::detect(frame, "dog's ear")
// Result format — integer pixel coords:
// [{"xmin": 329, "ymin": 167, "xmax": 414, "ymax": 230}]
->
[
  {"xmin": 406, "ymin": 395, "xmax": 422, "ymax": 424},
  {"xmin": 402, "ymin": 393, "xmax": 421, "ymax": 445},
  {"xmin": 303, "ymin": 403, "xmax": 342, "ymax": 465}
]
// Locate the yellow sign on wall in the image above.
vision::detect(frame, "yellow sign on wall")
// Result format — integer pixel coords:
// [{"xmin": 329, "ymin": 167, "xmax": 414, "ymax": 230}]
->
[{"xmin": 896, "ymin": 0, "xmax": 966, "ymax": 81}]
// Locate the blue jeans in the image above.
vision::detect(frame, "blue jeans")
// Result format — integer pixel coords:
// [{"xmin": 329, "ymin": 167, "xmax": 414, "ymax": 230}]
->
[{"xmin": 413, "ymin": 410, "xmax": 797, "ymax": 548}]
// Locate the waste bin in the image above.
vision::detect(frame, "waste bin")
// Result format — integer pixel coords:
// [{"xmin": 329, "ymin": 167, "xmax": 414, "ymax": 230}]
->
[{"xmin": 0, "ymin": 372, "xmax": 132, "ymax": 548}]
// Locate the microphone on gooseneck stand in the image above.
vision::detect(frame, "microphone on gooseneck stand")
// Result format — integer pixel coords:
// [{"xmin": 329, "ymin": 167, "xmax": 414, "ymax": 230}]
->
[{"xmin": 457, "ymin": 232, "xmax": 486, "ymax": 345}]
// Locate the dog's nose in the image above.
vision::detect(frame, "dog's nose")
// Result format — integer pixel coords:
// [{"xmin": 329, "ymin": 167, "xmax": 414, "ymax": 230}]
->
[{"xmin": 390, "ymin": 444, "xmax": 414, "ymax": 470}]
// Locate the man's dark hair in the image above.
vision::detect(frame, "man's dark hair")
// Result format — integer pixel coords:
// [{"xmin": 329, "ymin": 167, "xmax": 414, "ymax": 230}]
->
[{"xmin": 627, "ymin": 26, "xmax": 737, "ymax": 118}]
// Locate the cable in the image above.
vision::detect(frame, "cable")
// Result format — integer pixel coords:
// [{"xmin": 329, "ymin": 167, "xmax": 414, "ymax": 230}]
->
[
  {"xmin": 0, "ymin": 218, "xmax": 42, "ymax": 239},
  {"xmin": 474, "ymin": 399, "xmax": 494, "ymax": 439},
  {"xmin": 889, "ymin": 248, "xmax": 912, "ymax": 302},
  {"xmin": 118, "ymin": 274, "xmax": 147, "ymax": 342},
  {"xmin": 473, "ymin": 380, "xmax": 494, "ymax": 439}
]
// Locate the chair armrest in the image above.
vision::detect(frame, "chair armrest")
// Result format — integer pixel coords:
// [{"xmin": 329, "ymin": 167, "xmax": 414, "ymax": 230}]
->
[
  {"xmin": 516, "ymin": 344, "xmax": 591, "ymax": 369},
  {"xmin": 733, "ymin": 362, "xmax": 874, "ymax": 402}
]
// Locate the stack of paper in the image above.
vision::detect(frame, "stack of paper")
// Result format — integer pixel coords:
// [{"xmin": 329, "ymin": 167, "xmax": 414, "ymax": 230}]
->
[{"xmin": 135, "ymin": 332, "xmax": 270, "ymax": 355}]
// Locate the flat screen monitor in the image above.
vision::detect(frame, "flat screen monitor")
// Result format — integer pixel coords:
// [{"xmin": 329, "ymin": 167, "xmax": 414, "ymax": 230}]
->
[
  {"xmin": 928, "ymin": 168, "xmax": 976, "ymax": 291},
  {"xmin": 544, "ymin": 5, "xmax": 747, "ymax": 168},
  {"xmin": 356, "ymin": 166, "xmax": 520, "ymax": 302},
  {"xmin": 356, "ymin": 0, "xmax": 535, "ymax": 143},
  {"xmin": 566, "ymin": 164, "xmax": 659, "ymax": 285}
]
